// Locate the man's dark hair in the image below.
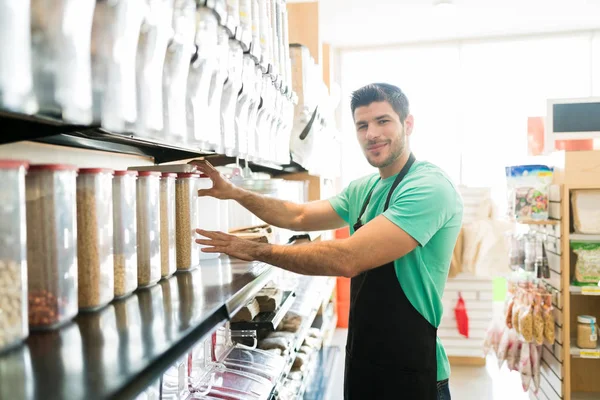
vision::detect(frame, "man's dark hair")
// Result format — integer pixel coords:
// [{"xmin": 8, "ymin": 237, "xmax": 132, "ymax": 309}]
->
[{"xmin": 350, "ymin": 83, "xmax": 410, "ymax": 123}]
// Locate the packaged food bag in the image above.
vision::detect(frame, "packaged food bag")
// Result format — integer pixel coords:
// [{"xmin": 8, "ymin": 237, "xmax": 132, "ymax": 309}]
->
[
  {"xmin": 533, "ymin": 295, "xmax": 545, "ymax": 345},
  {"xmin": 497, "ymin": 327, "xmax": 511, "ymax": 368},
  {"xmin": 543, "ymin": 294, "xmax": 556, "ymax": 345},
  {"xmin": 531, "ymin": 344, "xmax": 541, "ymax": 394},
  {"xmin": 505, "ymin": 165, "xmax": 553, "ymax": 222},
  {"xmin": 454, "ymin": 292, "xmax": 469, "ymax": 338},
  {"xmin": 519, "ymin": 342, "xmax": 532, "ymax": 391},
  {"xmin": 571, "ymin": 242, "xmax": 600, "ymax": 286},
  {"xmin": 519, "ymin": 296, "xmax": 534, "ymax": 343}
]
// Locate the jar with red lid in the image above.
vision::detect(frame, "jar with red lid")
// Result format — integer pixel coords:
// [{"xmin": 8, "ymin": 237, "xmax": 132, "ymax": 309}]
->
[
  {"xmin": 77, "ymin": 168, "xmax": 115, "ymax": 311},
  {"xmin": 26, "ymin": 164, "xmax": 78, "ymax": 329},
  {"xmin": 0, "ymin": 160, "xmax": 29, "ymax": 351},
  {"xmin": 160, "ymin": 173, "xmax": 176, "ymax": 278},
  {"xmin": 137, "ymin": 171, "xmax": 162, "ymax": 287},
  {"xmin": 113, "ymin": 170, "xmax": 138, "ymax": 298},
  {"xmin": 176, "ymin": 173, "xmax": 200, "ymax": 271}
]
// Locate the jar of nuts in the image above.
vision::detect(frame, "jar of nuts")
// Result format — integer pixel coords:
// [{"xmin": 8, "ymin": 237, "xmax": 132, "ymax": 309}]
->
[
  {"xmin": 77, "ymin": 168, "xmax": 115, "ymax": 311},
  {"xmin": 113, "ymin": 170, "xmax": 138, "ymax": 298},
  {"xmin": 137, "ymin": 171, "xmax": 162, "ymax": 287},
  {"xmin": 160, "ymin": 173, "xmax": 177, "ymax": 278},
  {"xmin": 26, "ymin": 164, "xmax": 78, "ymax": 330},
  {"xmin": 0, "ymin": 160, "xmax": 29, "ymax": 352},
  {"xmin": 176, "ymin": 173, "xmax": 200, "ymax": 271}
]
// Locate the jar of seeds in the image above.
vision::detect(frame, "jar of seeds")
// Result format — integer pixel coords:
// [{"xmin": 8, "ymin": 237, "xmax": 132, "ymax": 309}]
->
[
  {"xmin": 0, "ymin": 160, "xmax": 29, "ymax": 352},
  {"xmin": 137, "ymin": 171, "xmax": 161, "ymax": 287},
  {"xmin": 77, "ymin": 168, "xmax": 115, "ymax": 311},
  {"xmin": 113, "ymin": 170, "xmax": 138, "ymax": 298},
  {"xmin": 160, "ymin": 173, "xmax": 176, "ymax": 278},
  {"xmin": 176, "ymin": 173, "xmax": 200, "ymax": 271},
  {"xmin": 26, "ymin": 164, "xmax": 78, "ymax": 329}
]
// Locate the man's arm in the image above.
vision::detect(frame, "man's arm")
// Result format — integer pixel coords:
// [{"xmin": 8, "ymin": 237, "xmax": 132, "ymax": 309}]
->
[
  {"xmin": 195, "ymin": 215, "xmax": 418, "ymax": 277},
  {"xmin": 192, "ymin": 160, "xmax": 346, "ymax": 231}
]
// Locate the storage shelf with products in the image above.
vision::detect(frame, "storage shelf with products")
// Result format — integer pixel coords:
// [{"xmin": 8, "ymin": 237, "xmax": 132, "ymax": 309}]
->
[
  {"xmin": 230, "ymin": 290, "xmax": 296, "ymax": 331},
  {"xmin": 570, "ymin": 341, "xmax": 600, "ymax": 359},
  {"xmin": 570, "ymin": 285, "xmax": 600, "ymax": 295},
  {"xmin": 0, "ymin": 258, "xmax": 274, "ymax": 400},
  {"xmin": 569, "ymin": 234, "xmax": 600, "ymax": 242}
]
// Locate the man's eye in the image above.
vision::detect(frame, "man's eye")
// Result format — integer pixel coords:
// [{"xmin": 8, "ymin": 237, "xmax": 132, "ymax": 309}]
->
[
  {"xmin": 378, "ymin": 120, "xmax": 389, "ymax": 125},
  {"xmin": 357, "ymin": 125, "xmax": 367, "ymax": 131}
]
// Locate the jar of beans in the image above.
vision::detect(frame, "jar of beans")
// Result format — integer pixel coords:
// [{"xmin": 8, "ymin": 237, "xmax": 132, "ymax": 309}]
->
[
  {"xmin": 26, "ymin": 164, "xmax": 78, "ymax": 330},
  {"xmin": 112, "ymin": 170, "xmax": 138, "ymax": 298},
  {"xmin": 0, "ymin": 160, "xmax": 29, "ymax": 352},
  {"xmin": 176, "ymin": 173, "xmax": 200, "ymax": 271},
  {"xmin": 137, "ymin": 171, "xmax": 161, "ymax": 287},
  {"xmin": 77, "ymin": 168, "xmax": 115, "ymax": 311}
]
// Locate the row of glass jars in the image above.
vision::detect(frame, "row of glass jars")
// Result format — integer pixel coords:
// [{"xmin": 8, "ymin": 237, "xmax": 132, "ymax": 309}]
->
[{"xmin": 0, "ymin": 161, "xmax": 222, "ymax": 353}]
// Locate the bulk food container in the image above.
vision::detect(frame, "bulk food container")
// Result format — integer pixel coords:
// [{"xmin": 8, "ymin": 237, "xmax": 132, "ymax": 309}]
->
[
  {"xmin": 77, "ymin": 168, "xmax": 115, "ymax": 311},
  {"xmin": 246, "ymin": 66, "xmax": 264, "ymax": 162},
  {"xmin": 113, "ymin": 170, "xmax": 138, "ymax": 298},
  {"xmin": 234, "ymin": 55, "xmax": 257, "ymax": 159},
  {"xmin": 220, "ymin": 38, "xmax": 244, "ymax": 156},
  {"xmin": 137, "ymin": 171, "xmax": 162, "ymax": 287},
  {"xmin": 176, "ymin": 173, "xmax": 200, "ymax": 270},
  {"xmin": 26, "ymin": 164, "xmax": 78, "ymax": 329},
  {"xmin": 197, "ymin": 174, "xmax": 222, "ymax": 260},
  {"xmin": 206, "ymin": 27, "xmax": 230, "ymax": 152},
  {"xmin": 238, "ymin": 0, "xmax": 252, "ymax": 50},
  {"xmin": 250, "ymin": 0, "xmax": 261, "ymax": 61},
  {"xmin": 0, "ymin": 1, "xmax": 37, "ymax": 114},
  {"xmin": 160, "ymin": 173, "xmax": 177, "ymax": 278},
  {"xmin": 188, "ymin": 7, "xmax": 219, "ymax": 149},
  {"xmin": 163, "ymin": 0, "xmax": 196, "ymax": 143},
  {"xmin": 136, "ymin": 0, "xmax": 174, "ymax": 139},
  {"xmin": 0, "ymin": 160, "xmax": 29, "ymax": 352},
  {"xmin": 31, "ymin": 0, "xmax": 95, "ymax": 123},
  {"xmin": 91, "ymin": 0, "xmax": 144, "ymax": 132}
]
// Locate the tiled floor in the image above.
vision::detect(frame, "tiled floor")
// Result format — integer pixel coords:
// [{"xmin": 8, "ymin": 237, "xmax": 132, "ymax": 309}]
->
[{"xmin": 327, "ymin": 329, "xmax": 530, "ymax": 400}]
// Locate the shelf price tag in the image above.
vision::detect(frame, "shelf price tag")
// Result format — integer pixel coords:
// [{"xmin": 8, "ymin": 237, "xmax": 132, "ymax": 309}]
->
[
  {"xmin": 580, "ymin": 350, "xmax": 600, "ymax": 359},
  {"xmin": 582, "ymin": 287, "xmax": 600, "ymax": 296}
]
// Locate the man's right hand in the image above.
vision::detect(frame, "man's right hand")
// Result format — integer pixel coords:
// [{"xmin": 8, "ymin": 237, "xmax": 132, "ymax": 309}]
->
[{"xmin": 189, "ymin": 159, "xmax": 238, "ymax": 200}]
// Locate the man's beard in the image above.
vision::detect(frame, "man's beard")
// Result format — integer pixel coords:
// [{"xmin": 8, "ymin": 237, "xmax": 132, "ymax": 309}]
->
[{"xmin": 365, "ymin": 129, "xmax": 406, "ymax": 168}]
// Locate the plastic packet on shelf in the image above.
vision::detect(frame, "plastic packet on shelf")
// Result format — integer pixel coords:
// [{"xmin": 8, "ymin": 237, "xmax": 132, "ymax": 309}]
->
[
  {"xmin": 542, "ymin": 294, "xmax": 556, "ymax": 345},
  {"xmin": 496, "ymin": 327, "xmax": 511, "ymax": 368},
  {"xmin": 533, "ymin": 295, "xmax": 544, "ymax": 346},
  {"xmin": 519, "ymin": 296, "xmax": 534, "ymax": 343},
  {"xmin": 571, "ymin": 242, "xmax": 600, "ymax": 285},
  {"xmin": 530, "ymin": 343, "xmax": 541, "ymax": 394},
  {"xmin": 505, "ymin": 165, "xmax": 553, "ymax": 222},
  {"xmin": 483, "ymin": 318, "xmax": 504, "ymax": 356},
  {"xmin": 512, "ymin": 294, "xmax": 522, "ymax": 334},
  {"xmin": 505, "ymin": 330, "xmax": 520, "ymax": 371},
  {"xmin": 519, "ymin": 341, "xmax": 532, "ymax": 391},
  {"xmin": 31, "ymin": 0, "xmax": 95, "ymax": 123}
]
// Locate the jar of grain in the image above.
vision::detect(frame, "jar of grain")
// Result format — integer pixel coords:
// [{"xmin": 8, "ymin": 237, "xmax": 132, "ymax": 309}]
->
[
  {"xmin": 137, "ymin": 171, "xmax": 161, "ymax": 287},
  {"xmin": 176, "ymin": 173, "xmax": 200, "ymax": 271},
  {"xmin": 160, "ymin": 173, "xmax": 177, "ymax": 278},
  {"xmin": 197, "ymin": 174, "xmax": 222, "ymax": 260},
  {"xmin": 577, "ymin": 315, "xmax": 598, "ymax": 349},
  {"xmin": 0, "ymin": 160, "xmax": 29, "ymax": 352},
  {"xmin": 26, "ymin": 164, "xmax": 78, "ymax": 329},
  {"xmin": 77, "ymin": 168, "xmax": 115, "ymax": 311},
  {"xmin": 113, "ymin": 170, "xmax": 138, "ymax": 298}
]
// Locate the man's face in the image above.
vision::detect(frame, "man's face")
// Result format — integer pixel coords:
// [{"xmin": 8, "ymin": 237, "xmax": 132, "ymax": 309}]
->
[{"xmin": 354, "ymin": 101, "xmax": 413, "ymax": 168}]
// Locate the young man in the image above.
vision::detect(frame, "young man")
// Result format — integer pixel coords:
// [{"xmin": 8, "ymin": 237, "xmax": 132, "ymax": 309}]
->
[{"xmin": 194, "ymin": 83, "xmax": 463, "ymax": 400}]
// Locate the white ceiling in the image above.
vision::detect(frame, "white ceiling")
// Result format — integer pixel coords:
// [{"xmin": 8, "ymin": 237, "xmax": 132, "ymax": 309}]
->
[{"xmin": 311, "ymin": 0, "xmax": 600, "ymax": 47}]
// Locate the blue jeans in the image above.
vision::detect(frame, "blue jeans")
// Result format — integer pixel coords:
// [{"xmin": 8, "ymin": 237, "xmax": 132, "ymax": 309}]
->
[{"xmin": 437, "ymin": 379, "xmax": 451, "ymax": 400}]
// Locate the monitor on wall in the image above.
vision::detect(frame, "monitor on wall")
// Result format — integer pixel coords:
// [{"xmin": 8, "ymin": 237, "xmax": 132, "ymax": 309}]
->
[{"xmin": 545, "ymin": 97, "xmax": 600, "ymax": 154}]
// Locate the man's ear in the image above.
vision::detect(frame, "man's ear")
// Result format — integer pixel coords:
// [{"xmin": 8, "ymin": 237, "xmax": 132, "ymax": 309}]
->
[{"xmin": 404, "ymin": 114, "xmax": 414, "ymax": 136}]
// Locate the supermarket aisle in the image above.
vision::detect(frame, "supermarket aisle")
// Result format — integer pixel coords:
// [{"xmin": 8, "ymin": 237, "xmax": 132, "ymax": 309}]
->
[{"xmin": 327, "ymin": 329, "xmax": 529, "ymax": 400}]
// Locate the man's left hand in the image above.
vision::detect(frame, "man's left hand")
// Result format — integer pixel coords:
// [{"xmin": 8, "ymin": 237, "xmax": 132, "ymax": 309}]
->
[{"xmin": 195, "ymin": 229, "xmax": 264, "ymax": 261}]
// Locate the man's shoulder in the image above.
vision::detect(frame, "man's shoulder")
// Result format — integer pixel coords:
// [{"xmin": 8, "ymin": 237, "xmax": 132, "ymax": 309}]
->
[
  {"xmin": 345, "ymin": 173, "xmax": 380, "ymax": 196},
  {"xmin": 401, "ymin": 161, "xmax": 464, "ymax": 211}
]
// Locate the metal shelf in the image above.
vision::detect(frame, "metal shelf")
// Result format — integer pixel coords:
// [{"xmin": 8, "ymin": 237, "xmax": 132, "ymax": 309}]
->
[
  {"xmin": 0, "ymin": 257, "xmax": 274, "ymax": 400},
  {"xmin": 230, "ymin": 290, "xmax": 296, "ymax": 331}
]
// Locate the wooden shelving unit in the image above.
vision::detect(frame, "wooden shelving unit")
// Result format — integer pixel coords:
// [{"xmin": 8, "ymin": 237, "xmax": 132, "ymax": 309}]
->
[{"xmin": 548, "ymin": 150, "xmax": 600, "ymax": 400}]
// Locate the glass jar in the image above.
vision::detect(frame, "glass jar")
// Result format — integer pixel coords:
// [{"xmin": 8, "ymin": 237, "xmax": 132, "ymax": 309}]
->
[
  {"xmin": 31, "ymin": 0, "xmax": 95, "ymax": 124},
  {"xmin": 91, "ymin": 0, "xmax": 145, "ymax": 132},
  {"xmin": 113, "ymin": 170, "xmax": 138, "ymax": 298},
  {"xmin": 0, "ymin": 1, "xmax": 37, "ymax": 114},
  {"xmin": 135, "ymin": 0, "xmax": 174, "ymax": 139},
  {"xmin": 197, "ymin": 174, "xmax": 222, "ymax": 260},
  {"xmin": 26, "ymin": 164, "xmax": 78, "ymax": 329},
  {"xmin": 160, "ymin": 173, "xmax": 177, "ymax": 278},
  {"xmin": 77, "ymin": 168, "xmax": 115, "ymax": 311},
  {"xmin": 137, "ymin": 171, "xmax": 162, "ymax": 287},
  {"xmin": 577, "ymin": 315, "xmax": 598, "ymax": 349},
  {"xmin": 163, "ymin": 0, "xmax": 196, "ymax": 143},
  {"xmin": 176, "ymin": 173, "xmax": 200, "ymax": 271},
  {"xmin": 0, "ymin": 160, "xmax": 29, "ymax": 352}
]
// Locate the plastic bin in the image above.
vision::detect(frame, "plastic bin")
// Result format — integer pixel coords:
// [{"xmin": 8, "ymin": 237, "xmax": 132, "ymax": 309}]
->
[
  {"xmin": 113, "ymin": 170, "xmax": 138, "ymax": 298},
  {"xmin": 176, "ymin": 173, "xmax": 200, "ymax": 270},
  {"xmin": 160, "ymin": 173, "xmax": 177, "ymax": 278},
  {"xmin": 77, "ymin": 168, "xmax": 115, "ymax": 311},
  {"xmin": 26, "ymin": 164, "xmax": 78, "ymax": 329},
  {"xmin": 0, "ymin": 1, "xmax": 37, "ymax": 113},
  {"xmin": 0, "ymin": 160, "xmax": 29, "ymax": 352},
  {"xmin": 31, "ymin": 0, "xmax": 95, "ymax": 123},
  {"xmin": 197, "ymin": 175, "xmax": 222, "ymax": 260},
  {"xmin": 137, "ymin": 171, "xmax": 162, "ymax": 287}
]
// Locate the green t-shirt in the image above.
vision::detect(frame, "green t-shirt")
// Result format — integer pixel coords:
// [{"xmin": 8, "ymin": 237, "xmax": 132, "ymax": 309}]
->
[{"xmin": 329, "ymin": 161, "xmax": 463, "ymax": 381}]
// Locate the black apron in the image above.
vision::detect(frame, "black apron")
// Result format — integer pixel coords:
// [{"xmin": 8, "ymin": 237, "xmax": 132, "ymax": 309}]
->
[{"xmin": 344, "ymin": 153, "xmax": 438, "ymax": 400}]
